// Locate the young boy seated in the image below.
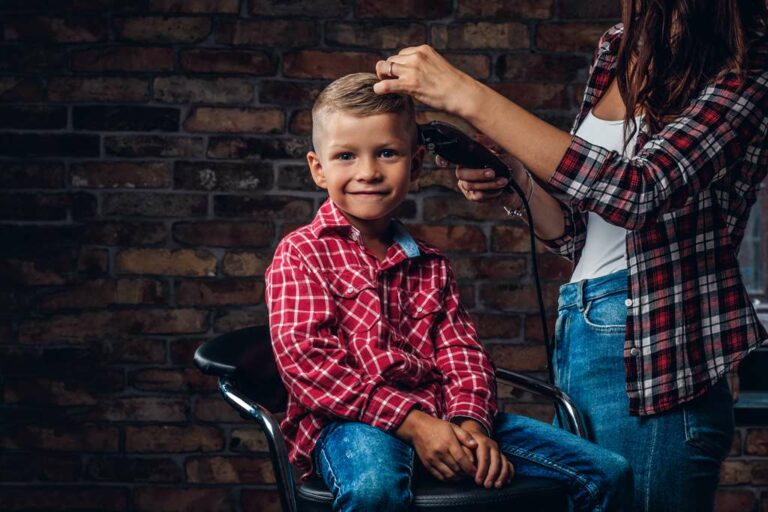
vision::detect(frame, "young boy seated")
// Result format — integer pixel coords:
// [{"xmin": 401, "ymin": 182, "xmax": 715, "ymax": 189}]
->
[{"xmin": 264, "ymin": 72, "xmax": 633, "ymax": 512}]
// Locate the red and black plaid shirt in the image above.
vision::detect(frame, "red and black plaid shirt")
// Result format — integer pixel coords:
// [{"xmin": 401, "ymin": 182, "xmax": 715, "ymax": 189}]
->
[
  {"xmin": 542, "ymin": 23, "xmax": 768, "ymax": 415},
  {"xmin": 265, "ymin": 198, "xmax": 498, "ymax": 481}
]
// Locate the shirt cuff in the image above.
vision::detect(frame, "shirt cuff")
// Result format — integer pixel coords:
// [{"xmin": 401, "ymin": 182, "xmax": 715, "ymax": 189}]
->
[
  {"xmin": 547, "ymin": 134, "xmax": 614, "ymax": 206},
  {"xmin": 446, "ymin": 396, "xmax": 495, "ymax": 437},
  {"xmin": 360, "ymin": 384, "xmax": 422, "ymax": 433},
  {"xmin": 449, "ymin": 415, "xmax": 492, "ymax": 437}
]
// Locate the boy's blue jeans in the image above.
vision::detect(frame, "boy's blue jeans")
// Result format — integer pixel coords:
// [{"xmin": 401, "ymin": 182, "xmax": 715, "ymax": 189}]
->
[
  {"xmin": 312, "ymin": 412, "xmax": 633, "ymax": 512},
  {"xmin": 554, "ymin": 269, "xmax": 734, "ymax": 512}
]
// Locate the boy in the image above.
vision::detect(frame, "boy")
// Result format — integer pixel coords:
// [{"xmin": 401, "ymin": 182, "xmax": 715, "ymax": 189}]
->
[{"xmin": 264, "ymin": 73, "xmax": 632, "ymax": 512}]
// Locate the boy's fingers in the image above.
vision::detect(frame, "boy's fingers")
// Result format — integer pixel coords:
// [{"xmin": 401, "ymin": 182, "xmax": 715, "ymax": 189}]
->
[
  {"xmin": 484, "ymin": 449, "xmax": 500, "ymax": 488},
  {"xmin": 450, "ymin": 423, "xmax": 477, "ymax": 448},
  {"xmin": 448, "ymin": 443, "xmax": 476, "ymax": 476},
  {"xmin": 496, "ymin": 455, "xmax": 510, "ymax": 488},
  {"xmin": 432, "ymin": 458, "xmax": 457, "ymax": 481},
  {"xmin": 474, "ymin": 444, "xmax": 489, "ymax": 485}
]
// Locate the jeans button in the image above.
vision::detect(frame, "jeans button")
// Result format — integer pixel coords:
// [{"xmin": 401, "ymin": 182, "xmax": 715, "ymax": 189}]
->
[
  {"xmin": 625, "ymin": 298, "xmax": 633, "ymax": 307},
  {"xmin": 630, "ymin": 347, "xmax": 640, "ymax": 356}
]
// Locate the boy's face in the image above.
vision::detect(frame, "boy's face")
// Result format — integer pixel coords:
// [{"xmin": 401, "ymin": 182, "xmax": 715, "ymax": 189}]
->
[{"xmin": 307, "ymin": 110, "xmax": 425, "ymax": 235}]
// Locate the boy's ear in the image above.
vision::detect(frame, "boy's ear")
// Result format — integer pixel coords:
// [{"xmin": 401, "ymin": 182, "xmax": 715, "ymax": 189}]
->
[
  {"xmin": 409, "ymin": 144, "xmax": 426, "ymax": 182},
  {"xmin": 307, "ymin": 151, "xmax": 328, "ymax": 190}
]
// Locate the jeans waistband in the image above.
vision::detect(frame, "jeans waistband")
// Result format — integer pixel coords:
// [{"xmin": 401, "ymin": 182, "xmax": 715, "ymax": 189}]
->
[{"xmin": 558, "ymin": 269, "xmax": 629, "ymax": 310}]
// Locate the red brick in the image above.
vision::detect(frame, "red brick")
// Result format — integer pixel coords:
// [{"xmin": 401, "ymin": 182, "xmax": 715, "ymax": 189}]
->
[
  {"xmin": 149, "ymin": 0, "xmax": 239, "ymax": 12},
  {"xmin": 432, "ymin": 22, "xmax": 528, "ymax": 50},
  {"xmin": 134, "ymin": 487, "xmax": 232, "ymax": 512},
  {"xmin": 524, "ymin": 314, "xmax": 558, "ymax": 343},
  {"xmin": 451, "ymin": 256, "xmax": 527, "ymax": 280},
  {"xmin": 154, "ymin": 76, "xmax": 253, "ymax": 104},
  {"xmin": 536, "ymin": 23, "xmax": 609, "ymax": 53},
  {"xmin": 213, "ymin": 309, "xmax": 269, "ymax": 332},
  {"xmin": 289, "ymin": 109, "xmax": 312, "ymax": 135},
  {"xmin": 242, "ymin": 490, "xmax": 281, "ymax": 512},
  {"xmin": 0, "ymin": 454, "xmax": 81, "ymax": 482},
  {"xmin": 4, "ymin": 16, "xmax": 106, "ymax": 42},
  {"xmin": 538, "ymin": 253, "xmax": 574, "ymax": 281},
  {"xmin": 116, "ymin": 248, "xmax": 217, "ymax": 276},
  {"xmin": 105, "ymin": 135, "xmax": 204, "ymax": 158},
  {"xmin": 747, "ymin": 429, "xmax": 768, "ymax": 455},
  {"xmin": 471, "ymin": 313, "xmax": 521, "ymax": 339},
  {"xmin": 184, "ymin": 107, "xmax": 284, "ymax": 133},
  {"xmin": 207, "ymin": 136, "xmax": 309, "ymax": 160},
  {"xmin": 215, "ymin": 19, "xmax": 319, "ymax": 47},
  {"xmin": 115, "ymin": 16, "xmax": 211, "ymax": 43},
  {"xmin": 222, "ymin": 252, "xmax": 271, "ymax": 277},
  {"xmin": 0, "ymin": 77, "xmax": 45, "ymax": 102},
  {"xmin": 186, "ymin": 456, "xmax": 274, "ymax": 484},
  {"xmin": 127, "ymin": 425, "xmax": 224, "ymax": 452},
  {"xmin": 71, "ymin": 47, "xmax": 174, "ymax": 72},
  {"xmin": 715, "ymin": 490, "xmax": 756, "ymax": 512},
  {"xmin": 258, "ymin": 81, "xmax": 324, "ymax": 105},
  {"xmin": 180, "ymin": 49, "xmax": 275, "ymax": 75},
  {"xmin": 444, "ymin": 53, "xmax": 491, "ymax": 79},
  {"xmin": 213, "ymin": 195, "xmax": 313, "ymax": 221},
  {"xmin": 230, "ymin": 428, "xmax": 269, "ymax": 453},
  {"xmin": 4, "ymin": 378, "xmax": 99, "ymax": 405},
  {"xmin": 170, "ymin": 338, "xmax": 206, "ymax": 364},
  {"xmin": 480, "ymin": 282, "xmax": 560, "ymax": 312},
  {"xmin": 174, "ymin": 222, "xmax": 274, "ymax": 247},
  {"xmin": 77, "ymin": 248, "xmax": 109, "ymax": 275},
  {"xmin": 730, "ymin": 430, "xmax": 742, "ymax": 456},
  {"xmin": 19, "ymin": 309, "xmax": 209, "ymax": 343},
  {"xmin": 488, "ymin": 343, "xmax": 547, "ymax": 371},
  {"xmin": 283, "ymin": 50, "xmax": 382, "ymax": 79},
  {"xmin": 86, "ymin": 456, "xmax": 182, "ymax": 482},
  {"xmin": 130, "ymin": 368, "xmax": 217, "ymax": 392},
  {"xmin": 250, "ymin": 0, "xmax": 350, "ymax": 16},
  {"xmin": 457, "ymin": 0, "xmax": 553, "ymax": 19},
  {"xmin": 85, "ymin": 397, "xmax": 188, "ymax": 422},
  {"xmin": 48, "ymin": 77, "xmax": 148, "ymax": 102},
  {"xmin": 356, "ymin": 0, "xmax": 452, "ymax": 18},
  {"xmin": 0, "ymin": 425, "xmax": 118, "ymax": 452},
  {"xmin": 498, "ymin": 53, "xmax": 589, "ymax": 83},
  {"xmin": 491, "ymin": 82, "xmax": 570, "ymax": 110},
  {"xmin": 559, "ymin": 0, "xmax": 621, "ymax": 19},
  {"xmin": 492, "ymin": 223, "xmax": 550, "ymax": 253},
  {"xmin": 176, "ymin": 280, "xmax": 265, "ymax": 305},
  {"xmin": 406, "ymin": 224, "xmax": 486, "ymax": 252},
  {"xmin": 0, "ymin": 161, "xmax": 65, "ymax": 189},
  {"xmin": 0, "ymin": 487, "xmax": 128, "ymax": 511},
  {"xmin": 82, "ymin": 221, "xmax": 168, "ymax": 246},
  {"xmin": 194, "ymin": 396, "xmax": 245, "ymax": 422},
  {"xmin": 0, "ymin": 256, "xmax": 72, "ymax": 286},
  {"xmin": 325, "ymin": 22, "xmax": 426, "ymax": 49},
  {"xmin": 174, "ymin": 161, "xmax": 273, "ymax": 191},
  {"xmin": 70, "ymin": 162, "xmax": 171, "ymax": 189},
  {"xmin": 40, "ymin": 279, "xmax": 163, "ymax": 309},
  {"xmin": 111, "ymin": 337, "xmax": 167, "ymax": 364},
  {"xmin": 720, "ymin": 460, "xmax": 752, "ymax": 485},
  {"xmin": 424, "ymin": 196, "xmax": 511, "ymax": 222}
]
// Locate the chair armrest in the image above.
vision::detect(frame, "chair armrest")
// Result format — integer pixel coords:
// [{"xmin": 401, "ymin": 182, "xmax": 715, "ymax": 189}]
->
[
  {"xmin": 219, "ymin": 379, "xmax": 299, "ymax": 512},
  {"xmin": 495, "ymin": 368, "xmax": 587, "ymax": 439}
]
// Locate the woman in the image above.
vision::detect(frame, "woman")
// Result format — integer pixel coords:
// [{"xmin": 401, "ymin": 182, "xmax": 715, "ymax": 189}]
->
[{"xmin": 373, "ymin": 1, "xmax": 768, "ymax": 511}]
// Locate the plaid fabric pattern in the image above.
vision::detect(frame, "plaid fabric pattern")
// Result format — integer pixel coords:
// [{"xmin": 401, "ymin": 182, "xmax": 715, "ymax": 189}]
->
[
  {"xmin": 265, "ymin": 198, "xmax": 498, "ymax": 481},
  {"xmin": 540, "ymin": 23, "xmax": 768, "ymax": 415}
]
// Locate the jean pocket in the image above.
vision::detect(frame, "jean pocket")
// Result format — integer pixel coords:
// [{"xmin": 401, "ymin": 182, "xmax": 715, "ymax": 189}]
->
[
  {"xmin": 581, "ymin": 290, "xmax": 627, "ymax": 332},
  {"xmin": 683, "ymin": 378, "xmax": 735, "ymax": 460}
]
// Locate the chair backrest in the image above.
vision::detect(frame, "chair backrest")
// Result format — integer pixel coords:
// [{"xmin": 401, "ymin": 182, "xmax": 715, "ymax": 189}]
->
[{"xmin": 194, "ymin": 325, "xmax": 288, "ymax": 413}]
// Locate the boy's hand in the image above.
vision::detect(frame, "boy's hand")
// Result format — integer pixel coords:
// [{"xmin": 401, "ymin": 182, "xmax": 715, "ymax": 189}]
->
[
  {"xmin": 397, "ymin": 409, "xmax": 478, "ymax": 482},
  {"xmin": 457, "ymin": 418, "xmax": 515, "ymax": 489}
]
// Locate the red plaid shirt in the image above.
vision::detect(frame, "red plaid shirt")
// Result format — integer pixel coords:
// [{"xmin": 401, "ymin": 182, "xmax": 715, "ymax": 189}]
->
[
  {"xmin": 542, "ymin": 23, "xmax": 768, "ymax": 415},
  {"xmin": 265, "ymin": 198, "xmax": 498, "ymax": 481}
]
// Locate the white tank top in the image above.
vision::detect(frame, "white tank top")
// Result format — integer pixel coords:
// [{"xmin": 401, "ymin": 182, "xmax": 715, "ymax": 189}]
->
[{"xmin": 568, "ymin": 109, "xmax": 642, "ymax": 283}]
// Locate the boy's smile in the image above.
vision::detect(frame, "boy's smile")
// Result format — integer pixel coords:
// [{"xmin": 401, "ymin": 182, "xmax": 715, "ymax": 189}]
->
[{"xmin": 307, "ymin": 110, "xmax": 425, "ymax": 240}]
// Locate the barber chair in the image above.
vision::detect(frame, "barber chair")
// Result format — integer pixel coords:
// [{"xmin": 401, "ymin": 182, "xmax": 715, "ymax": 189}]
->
[{"xmin": 194, "ymin": 325, "xmax": 587, "ymax": 512}]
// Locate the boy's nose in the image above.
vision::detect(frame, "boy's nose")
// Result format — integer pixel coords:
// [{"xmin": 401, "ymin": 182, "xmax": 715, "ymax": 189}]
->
[{"xmin": 356, "ymin": 160, "xmax": 382, "ymax": 181}]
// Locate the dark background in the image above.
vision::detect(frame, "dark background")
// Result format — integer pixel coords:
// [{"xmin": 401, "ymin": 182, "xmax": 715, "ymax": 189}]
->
[{"xmin": 0, "ymin": 1, "xmax": 765, "ymax": 511}]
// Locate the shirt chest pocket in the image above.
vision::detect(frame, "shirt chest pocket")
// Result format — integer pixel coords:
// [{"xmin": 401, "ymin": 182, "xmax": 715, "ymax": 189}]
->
[
  {"xmin": 400, "ymin": 288, "xmax": 444, "ymax": 357},
  {"xmin": 326, "ymin": 268, "xmax": 381, "ymax": 335}
]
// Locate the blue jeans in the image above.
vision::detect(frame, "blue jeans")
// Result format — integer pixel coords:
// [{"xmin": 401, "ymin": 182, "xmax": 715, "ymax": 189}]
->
[
  {"xmin": 554, "ymin": 269, "xmax": 735, "ymax": 512},
  {"xmin": 313, "ymin": 413, "xmax": 633, "ymax": 512}
]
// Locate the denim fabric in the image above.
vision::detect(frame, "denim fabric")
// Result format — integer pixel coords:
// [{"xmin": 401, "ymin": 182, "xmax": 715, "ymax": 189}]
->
[
  {"xmin": 554, "ymin": 269, "xmax": 735, "ymax": 512},
  {"xmin": 313, "ymin": 413, "xmax": 633, "ymax": 512}
]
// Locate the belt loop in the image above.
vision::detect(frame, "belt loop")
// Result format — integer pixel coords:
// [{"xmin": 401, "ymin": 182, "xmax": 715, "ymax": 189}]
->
[{"xmin": 577, "ymin": 279, "xmax": 587, "ymax": 311}]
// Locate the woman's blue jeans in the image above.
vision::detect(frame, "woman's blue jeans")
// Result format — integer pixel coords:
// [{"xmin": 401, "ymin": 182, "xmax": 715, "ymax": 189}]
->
[
  {"xmin": 554, "ymin": 269, "xmax": 735, "ymax": 512},
  {"xmin": 312, "ymin": 412, "xmax": 633, "ymax": 512}
]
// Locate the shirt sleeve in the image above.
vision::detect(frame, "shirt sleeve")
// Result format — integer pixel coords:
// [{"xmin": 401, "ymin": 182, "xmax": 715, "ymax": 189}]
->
[
  {"xmin": 533, "ymin": 193, "xmax": 588, "ymax": 262},
  {"xmin": 433, "ymin": 261, "xmax": 498, "ymax": 436},
  {"xmin": 265, "ymin": 241, "xmax": 421, "ymax": 433},
  {"xmin": 548, "ymin": 70, "xmax": 768, "ymax": 231}
]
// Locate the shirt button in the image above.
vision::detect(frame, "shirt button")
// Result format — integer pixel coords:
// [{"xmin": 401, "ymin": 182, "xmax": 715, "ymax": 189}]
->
[
  {"xmin": 630, "ymin": 347, "xmax": 640, "ymax": 356},
  {"xmin": 625, "ymin": 298, "xmax": 633, "ymax": 307},
  {"xmin": 346, "ymin": 286, "xmax": 354, "ymax": 293},
  {"xmin": 416, "ymin": 306, "xmax": 424, "ymax": 312}
]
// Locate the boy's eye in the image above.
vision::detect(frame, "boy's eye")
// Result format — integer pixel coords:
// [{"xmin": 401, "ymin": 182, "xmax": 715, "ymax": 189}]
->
[
  {"xmin": 380, "ymin": 149, "xmax": 398, "ymax": 158},
  {"xmin": 336, "ymin": 152, "xmax": 354, "ymax": 160}
]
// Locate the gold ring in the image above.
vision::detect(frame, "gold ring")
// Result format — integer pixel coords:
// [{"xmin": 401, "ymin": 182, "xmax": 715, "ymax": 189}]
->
[{"xmin": 389, "ymin": 61, "xmax": 394, "ymax": 76}]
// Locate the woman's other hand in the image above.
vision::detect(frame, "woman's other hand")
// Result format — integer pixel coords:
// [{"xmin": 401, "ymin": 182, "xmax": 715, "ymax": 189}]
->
[{"xmin": 373, "ymin": 45, "xmax": 479, "ymax": 117}]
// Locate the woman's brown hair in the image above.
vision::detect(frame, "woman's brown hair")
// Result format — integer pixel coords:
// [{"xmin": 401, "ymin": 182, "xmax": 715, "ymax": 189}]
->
[{"xmin": 616, "ymin": 0, "xmax": 767, "ymax": 152}]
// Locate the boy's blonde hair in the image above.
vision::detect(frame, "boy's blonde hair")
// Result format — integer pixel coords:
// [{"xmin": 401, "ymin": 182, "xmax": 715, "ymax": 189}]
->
[{"xmin": 311, "ymin": 72, "xmax": 419, "ymax": 150}]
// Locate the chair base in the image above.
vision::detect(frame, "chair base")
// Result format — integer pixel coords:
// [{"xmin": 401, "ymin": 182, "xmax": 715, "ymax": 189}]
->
[{"xmin": 296, "ymin": 474, "xmax": 569, "ymax": 511}]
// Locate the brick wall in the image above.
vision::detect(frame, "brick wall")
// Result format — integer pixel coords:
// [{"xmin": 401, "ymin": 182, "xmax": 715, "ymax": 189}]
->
[{"xmin": 0, "ymin": 1, "xmax": 764, "ymax": 511}]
